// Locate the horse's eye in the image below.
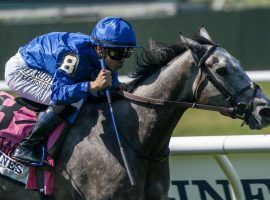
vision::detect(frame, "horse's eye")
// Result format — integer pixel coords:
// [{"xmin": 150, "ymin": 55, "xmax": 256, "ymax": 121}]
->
[{"xmin": 216, "ymin": 67, "xmax": 228, "ymax": 76}]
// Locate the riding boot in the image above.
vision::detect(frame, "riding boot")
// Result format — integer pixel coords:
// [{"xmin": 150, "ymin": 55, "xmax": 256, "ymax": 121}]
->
[{"xmin": 12, "ymin": 105, "xmax": 76, "ymax": 166}]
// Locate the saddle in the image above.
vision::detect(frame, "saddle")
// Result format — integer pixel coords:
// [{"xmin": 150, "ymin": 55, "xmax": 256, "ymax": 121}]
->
[{"xmin": 0, "ymin": 91, "xmax": 76, "ymax": 197}]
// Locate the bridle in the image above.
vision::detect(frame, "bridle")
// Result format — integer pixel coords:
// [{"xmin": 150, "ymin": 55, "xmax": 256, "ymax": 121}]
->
[
  {"xmin": 114, "ymin": 44, "xmax": 261, "ymax": 162},
  {"xmin": 193, "ymin": 44, "xmax": 260, "ymax": 125}
]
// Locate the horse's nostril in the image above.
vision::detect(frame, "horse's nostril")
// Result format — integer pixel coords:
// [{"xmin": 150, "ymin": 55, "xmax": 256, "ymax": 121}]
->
[{"xmin": 259, "ymin": 108, "xmax": 270, "ymax": 118}]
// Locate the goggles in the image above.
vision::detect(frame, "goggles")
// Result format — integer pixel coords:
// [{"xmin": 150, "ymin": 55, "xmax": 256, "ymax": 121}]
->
[{"xmin": 106, "ymin": 47, "xmax": 133, "ymax": 61}]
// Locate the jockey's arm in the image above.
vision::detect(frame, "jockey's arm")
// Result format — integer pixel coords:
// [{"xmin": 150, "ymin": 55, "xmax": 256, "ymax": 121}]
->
[
  {"xmin": 51, "ymin": 69, "xmax": 92, "ymax": 105},
  {"xmin": 51, "ymin": 68, "xmax": 118, "ymax": 105}
]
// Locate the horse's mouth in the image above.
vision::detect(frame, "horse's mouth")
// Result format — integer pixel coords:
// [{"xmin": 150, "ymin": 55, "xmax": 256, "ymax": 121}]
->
[
  {"xmin": 247, "ymin": 116, "xmax": 263, "ymax": 130},
  {"xmin": 247, "ymin": 107, "xmax": 270, "ymax": 130},
  {"xmin": 247, "ymin": 111, "xmax": 268, "ymax": 130}
]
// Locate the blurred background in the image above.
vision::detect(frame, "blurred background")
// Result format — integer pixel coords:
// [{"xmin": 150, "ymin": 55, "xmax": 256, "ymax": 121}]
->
[{"xmin": 1, "ymin": 0, "xmax": 270, "ymax": 136}]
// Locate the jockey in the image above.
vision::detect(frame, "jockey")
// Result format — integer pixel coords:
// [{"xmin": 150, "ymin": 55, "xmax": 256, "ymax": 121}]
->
[{"xmin": 4, "ymin": 16, "xmax": 140, "ymax": 166}]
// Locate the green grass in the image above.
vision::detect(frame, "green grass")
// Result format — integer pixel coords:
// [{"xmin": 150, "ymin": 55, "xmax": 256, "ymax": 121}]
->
[{"xmin": 172, "ymin": 82, "xmax": 270, "ymax": 136}]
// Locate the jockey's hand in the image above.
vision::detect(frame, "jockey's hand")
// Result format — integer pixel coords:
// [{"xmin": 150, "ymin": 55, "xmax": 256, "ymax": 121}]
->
[{"xmin": 89, "ymin": 70, "xmax": 112, "ymax": 92}]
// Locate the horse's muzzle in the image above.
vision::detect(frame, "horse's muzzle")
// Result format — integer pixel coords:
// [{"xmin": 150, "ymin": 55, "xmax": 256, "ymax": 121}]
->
[{"xmin": 257, "ymin": 107, "xmax": 270, "ymax": 127}]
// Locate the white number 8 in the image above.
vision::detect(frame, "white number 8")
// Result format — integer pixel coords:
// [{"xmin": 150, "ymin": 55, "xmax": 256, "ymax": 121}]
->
[{"xmin": 60, "ymin": 55, "xmax": 78, "ymax": 74}]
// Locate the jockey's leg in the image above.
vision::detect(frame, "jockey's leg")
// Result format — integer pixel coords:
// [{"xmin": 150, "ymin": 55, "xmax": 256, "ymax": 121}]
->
[
  {"xmin": 12, "ymin": 104, "xmax": 76, "ymax": 165},
  {"xmin": 5, "ymin": 52, "xmax": 83, "ymax": 166},
  {"xmin": 5, "ymin": 51, "xmax": 53, "ymax": 105}
]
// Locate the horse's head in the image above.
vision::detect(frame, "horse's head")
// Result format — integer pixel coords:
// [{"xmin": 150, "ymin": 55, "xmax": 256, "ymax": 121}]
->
[{"xmin": 180, "ymin": 26, "xmax": 270, "ymax": 130}]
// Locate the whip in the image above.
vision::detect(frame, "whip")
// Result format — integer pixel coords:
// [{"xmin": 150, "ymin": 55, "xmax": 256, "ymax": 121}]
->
[{"xmin": 100, "ymin": 54, "xmax": 135, "ymax": 186}]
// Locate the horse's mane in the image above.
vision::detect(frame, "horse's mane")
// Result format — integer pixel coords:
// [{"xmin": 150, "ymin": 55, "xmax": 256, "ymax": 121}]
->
[
  {"xmin": 128, "ymin": 40, "xmax": 186, "ymax": 79},
  {"xmin": 127, "ymin": 35, "xmax": 213, "ymax": 89}
]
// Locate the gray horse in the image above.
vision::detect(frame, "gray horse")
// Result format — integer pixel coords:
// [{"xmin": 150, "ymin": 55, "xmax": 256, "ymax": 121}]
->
[{"xmin": 1, "ymin": 27, "xmax": 270, "ymax": 200}]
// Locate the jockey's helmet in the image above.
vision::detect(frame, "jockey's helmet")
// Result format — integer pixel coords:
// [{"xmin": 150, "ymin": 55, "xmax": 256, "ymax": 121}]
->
[{"xmin": 90, "ymin": 17, "xmax": 141, "ymax": 48}]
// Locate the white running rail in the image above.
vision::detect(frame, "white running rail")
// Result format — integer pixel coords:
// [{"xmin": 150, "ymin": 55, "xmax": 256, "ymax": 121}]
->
[{"xmin": 169, "ymin": 135, "xmax": 270, "ymax": 200}]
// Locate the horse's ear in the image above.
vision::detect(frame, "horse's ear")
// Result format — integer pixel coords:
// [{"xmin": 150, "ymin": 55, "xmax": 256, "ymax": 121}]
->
[
  {"xmin": 179, "ymin": 33, "xmax": 204, "ymax": 51},
  {"xmin": 199, "ymin": 25, "xmax": 214, "ymax": 42}
]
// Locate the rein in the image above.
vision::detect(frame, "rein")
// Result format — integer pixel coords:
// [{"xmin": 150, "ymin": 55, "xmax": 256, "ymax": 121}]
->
[{"xmin": 115, "ymin": 90, "xmax": 236, "ymax": 116}]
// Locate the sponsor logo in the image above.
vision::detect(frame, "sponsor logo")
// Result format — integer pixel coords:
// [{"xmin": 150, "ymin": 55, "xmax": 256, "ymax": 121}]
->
[
  {"xmin": 0, "ymin": 137, "xmax": 26, "ymax": 178},
  {"xmin": 169, "ymin": 179, "xmax": 270, "ymax": 200},
  {"xmin": 15, "ymin": 68, "xmax": 53, "ymax": 91},
  {"xmin": 0, "ymin": 150, "xmax": 23, "ymax": 174},
  {"xmin": 0, "ymin": 136, "xmax": 19, "ymax": 155}
]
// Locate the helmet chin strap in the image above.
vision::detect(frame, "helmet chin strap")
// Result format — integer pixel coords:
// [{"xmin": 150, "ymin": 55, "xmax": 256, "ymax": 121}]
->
[
  {"xmin": 100, "ymin": 46, "xmax": 106, "ymax": 58},
  {"xmin": 94, "ymin": 45, "xmax": 106, "ymax": 59},
  {"xmin": 99, "ymin": 48, "xmax": 135, "ymax": 186}
]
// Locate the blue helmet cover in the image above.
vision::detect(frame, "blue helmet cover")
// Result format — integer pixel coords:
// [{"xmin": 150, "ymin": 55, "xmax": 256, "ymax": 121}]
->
[{"xmin": 90, "ymin": 17, "xmax": 141, "ymax": 48}]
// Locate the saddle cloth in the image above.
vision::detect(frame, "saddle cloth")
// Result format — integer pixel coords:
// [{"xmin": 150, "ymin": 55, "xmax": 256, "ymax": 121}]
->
[{"xmin": 0, "ymin": 91, "xmax": 74, "ymax": 195}]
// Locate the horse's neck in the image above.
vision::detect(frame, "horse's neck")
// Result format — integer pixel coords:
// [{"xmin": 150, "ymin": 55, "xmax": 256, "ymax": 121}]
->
[
  {"xmin": 134, "ymin": 51, "xmax": 196, "ymax": 101},
  {"xmin": 131, "ymin": 51, "xmax": 196, "ymax": 152}
]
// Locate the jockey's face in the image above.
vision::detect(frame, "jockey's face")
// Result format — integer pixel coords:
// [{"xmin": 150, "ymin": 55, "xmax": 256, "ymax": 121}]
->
[
  {"xmin": 105, "ymin": 55, "xmax": 125, "ymax": 71},
  {"xmin": 96, "ymin": 46, "xmax": 132, "ymax": 71}
]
